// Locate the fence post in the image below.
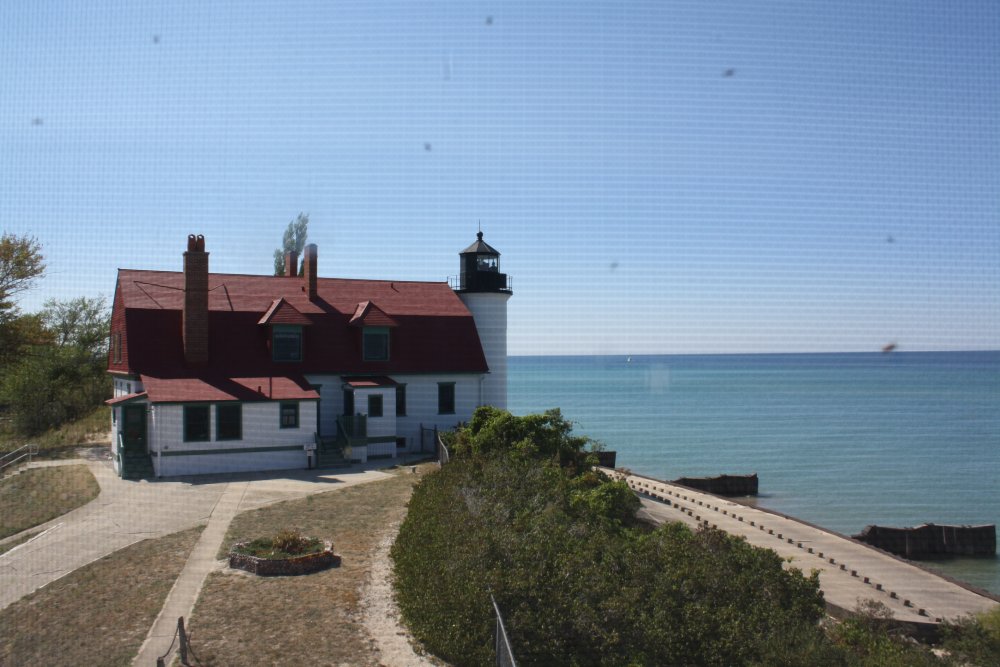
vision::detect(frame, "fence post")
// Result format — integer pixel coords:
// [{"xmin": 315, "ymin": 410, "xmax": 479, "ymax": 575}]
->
[
  {"xmin": 491, "ymin": 594, "xmax": 517, "ymax": 667},
  {"xmin": 178, "ymin": 617, "xmax": 188, "ymax": 665}
]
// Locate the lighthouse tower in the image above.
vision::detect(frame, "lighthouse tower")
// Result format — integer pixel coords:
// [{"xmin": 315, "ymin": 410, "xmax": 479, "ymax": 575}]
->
[{"xmin": 455, "ymin": 231, "xmax": 512, "ymax": 409}]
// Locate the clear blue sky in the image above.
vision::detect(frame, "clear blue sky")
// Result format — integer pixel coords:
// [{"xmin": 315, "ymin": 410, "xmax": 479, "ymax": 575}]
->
[{"xmin": 2, "ymin": 1, "xmax": 998, "ymax": 355}]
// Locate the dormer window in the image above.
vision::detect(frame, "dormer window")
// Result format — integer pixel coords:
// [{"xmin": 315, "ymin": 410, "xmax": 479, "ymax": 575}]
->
[
  {"xmin": 272, "ymin": 325, "xmax": 302, "ymax": 362},
  {"xmin": 258, "ymin": 298, "xmax": 311, "ymax": 362},
  {"xmin": 363, "ymin": 327, "xmax": 389, "ymax": 362},
  {"xmin": 349, "ymin": 301, "xmax": 397, "ymax": 361}
]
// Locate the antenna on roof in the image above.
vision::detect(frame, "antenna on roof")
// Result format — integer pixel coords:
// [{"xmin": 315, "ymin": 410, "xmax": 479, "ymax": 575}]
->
[{"xmin": 478, "ymin": 219, "xmax": 481, "ymax": 233}]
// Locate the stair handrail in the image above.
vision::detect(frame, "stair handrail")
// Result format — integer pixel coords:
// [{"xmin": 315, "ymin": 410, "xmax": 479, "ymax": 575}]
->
[{"xmin": 0, "ymin": 442, "xmax": 38, "ymax": 476}]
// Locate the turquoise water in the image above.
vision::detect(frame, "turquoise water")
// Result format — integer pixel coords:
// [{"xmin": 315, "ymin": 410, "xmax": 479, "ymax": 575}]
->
[{"xmin": 508, "ymin": 352, "xmax": 1000, "ymax": 595}]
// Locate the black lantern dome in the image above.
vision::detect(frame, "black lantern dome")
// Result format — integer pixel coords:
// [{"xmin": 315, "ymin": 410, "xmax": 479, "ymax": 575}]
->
[{"xmin": 457, "ymin": 232, "xmax": 511, "ymax": 293}]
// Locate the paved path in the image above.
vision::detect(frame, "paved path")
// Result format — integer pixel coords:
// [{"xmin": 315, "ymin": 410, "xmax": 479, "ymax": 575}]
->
[
  {"xmin": 604, "ymin": 468, "xmax": 999, "ymax": 625},
  {"xmin": 0, "ymin": 460, "xmax": 225, "ymax": 610},
  {"xmin": 0, "ymin": 459, "xmax": 393, "ymax": 613},
  {"xmin": 131, "ymin": 466, "xmax": 392, "ymax": 667}
]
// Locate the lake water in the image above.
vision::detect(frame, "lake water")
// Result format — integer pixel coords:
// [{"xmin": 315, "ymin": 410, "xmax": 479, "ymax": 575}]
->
[{"xmin": 508, "ymin": 351, "xmax": 1000, "ymax": 595}]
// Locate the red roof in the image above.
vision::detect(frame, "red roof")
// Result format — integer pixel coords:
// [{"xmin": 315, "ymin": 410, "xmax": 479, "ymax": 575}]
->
[
  {"xmin": 140, "ymin": 375, "xmax": 319, "ymax": 403},
  {"xmin": 258, "ymin": 298, "xmax": 312, "ymax": 326},
  {"xmin": 343, "ymin": 376, "xmax": 398, "ymax": 389},
  {"xmin": 348, "ymin": 301, "xmax": 398, "ymax": 328},
  {"xmin": 105, "ymin": 391, "xmax": 148, "ymax": 405},
  {"xmin": 108, "ymin": 268, "xmax": 488, "ymax": 379}
]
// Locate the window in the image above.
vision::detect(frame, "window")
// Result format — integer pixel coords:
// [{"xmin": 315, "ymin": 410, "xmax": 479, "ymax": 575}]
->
[
  {"xmin": 216, "ymin": 404, "xmax": 242, "ymax": 440},
  {"xmin": 396, "ymin": 385, "xmax": 406, "ymax": 416},
  {"xmin": 438, "ymin": 382, "xmax": 455, "ymax": 415},
  {"xmin": 272, "ymin": 325, "xmax": 302, "ymax": 362},
  {"xmin": 280, "ymin": 402, "xmax": 299, "ymax": 428},
  {"xmin": 110, "ymin": 332, "xmax": 122, "ymax": 363},
  {"xmin": 184, "ymin": 405, "xmax": 210, "ymax": 442},
  {"xmin": 363, "ymin": 327, "xmax": 389, "ymax": 361},
  {"xmin": 368, "ymin": 394, "xmax": 383, "ymax": 418}
]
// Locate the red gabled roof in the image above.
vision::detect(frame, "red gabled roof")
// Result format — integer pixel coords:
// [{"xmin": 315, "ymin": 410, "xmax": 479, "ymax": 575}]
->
[
  {"xmin": 258, "ymin": 298, "xmax": 312, "ymax": 326},
  {"xmin": 348, "ymin": 301, "xmax": 398, "ymax": 328},
  {"xmin": 140, "ymin": 374, "xmax": 319, "ymax": 403},
  {"xmin": 115, "ymin": 270, "xmax": 474, "ymax": 317},
  {"xmin": 109, "ymin": 269, "xmax": 489, "ymax": 378},
  {"xmin": 105, "ymin": 391, "xmax": 148, "ymax": 405}
]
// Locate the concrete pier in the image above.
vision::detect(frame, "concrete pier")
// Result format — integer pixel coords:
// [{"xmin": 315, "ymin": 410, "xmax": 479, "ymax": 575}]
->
[{"xmin": 602, "ymin": 468, "xmax": 999, "ymax": 626}]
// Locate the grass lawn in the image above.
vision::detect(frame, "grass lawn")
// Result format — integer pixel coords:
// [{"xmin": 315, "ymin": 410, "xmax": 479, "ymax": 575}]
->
[
  {"xmin": 0, "ymin": 464, "xmax": 100, "ymax": 539},
  {"xmin": 188, "ymin": 465, "xmax": 428, "ymax": 666},
  {"xmin": 0, "ymin": 525, "xmax": 204, "ymax": 667},
  {"xmin": 0, "ymin": 405, "xmax": 110, "ymax": 457}
]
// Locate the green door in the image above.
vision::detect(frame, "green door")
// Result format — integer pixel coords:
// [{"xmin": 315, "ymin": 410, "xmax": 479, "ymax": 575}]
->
[{"xmin": 122, "ymin": 405, "xmax": 147, "ymax": 454}]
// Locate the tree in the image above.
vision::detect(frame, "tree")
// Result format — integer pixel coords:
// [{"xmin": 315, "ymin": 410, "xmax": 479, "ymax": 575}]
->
[
  {"xmin": 1, "ymin": 296, "xmax": 110, "ymax": 435},
  {"xmin": 0, "ymin": 233, "xmax": 44, "ymax": 318},
  {"xmin": 272, "ymin": 213, "xmax": 309, "ymax": 276},
  {"xmin": 451, "ymin": 405, "xmax": 597, "ymax": 468},
  {"xmin": 40, "ymin": 296, "xmax": 110, "ymax": 358},
  {"xmin": 0, "ymin": 345, "xmax": 109, "ymax": 435},
  {"xmin": 0, "ymin": 313, "xmax": 51, "ymax": 369}
]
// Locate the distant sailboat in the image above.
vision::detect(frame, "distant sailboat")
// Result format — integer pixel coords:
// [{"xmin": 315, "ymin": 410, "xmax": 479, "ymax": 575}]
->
[
  {"xmin": 882, "ymin": 342, "xmax": 897, "ymax": 354},
  {"xmin": 626, "ymin": 356, "xmax": 632, "ymax": 364}
]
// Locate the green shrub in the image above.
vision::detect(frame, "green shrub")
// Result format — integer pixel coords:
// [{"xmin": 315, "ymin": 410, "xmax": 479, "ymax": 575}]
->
[
  {"xmin": 232, "ymin": 530, "xmax": 322, "ymax": 559},
  {"xmin": 392, "ymin": 452, "xmax": 833, "ymax": 666},
  {"xmin": 941, "ymin": 605, "xmax": 1000, "ymax": 666},
  {"xmin": 395, "ymin": 410, "xmax": 953, "ymax": 666}
]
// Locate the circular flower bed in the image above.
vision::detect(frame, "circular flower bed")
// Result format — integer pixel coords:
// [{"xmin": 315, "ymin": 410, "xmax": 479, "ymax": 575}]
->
[{"xmin": 229, "ymin": 529, "xmax": 341, "ymax": 576}]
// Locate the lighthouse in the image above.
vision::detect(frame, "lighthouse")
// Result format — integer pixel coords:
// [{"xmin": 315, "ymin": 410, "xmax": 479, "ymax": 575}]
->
[{"xmin": 455, "ymin": 231, "xmax": 512, "ymax": 409}]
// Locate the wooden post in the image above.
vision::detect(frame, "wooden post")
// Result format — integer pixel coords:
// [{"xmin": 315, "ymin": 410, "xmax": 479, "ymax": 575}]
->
[{"xmin": 178, "ymin": 617, "xmax": 188, "ymax": 665}]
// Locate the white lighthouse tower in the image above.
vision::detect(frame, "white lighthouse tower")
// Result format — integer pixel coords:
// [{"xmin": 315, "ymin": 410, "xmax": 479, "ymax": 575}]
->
[{"xmin": 455, "ymin": 231, "xmax": 512, "ymax": 409}]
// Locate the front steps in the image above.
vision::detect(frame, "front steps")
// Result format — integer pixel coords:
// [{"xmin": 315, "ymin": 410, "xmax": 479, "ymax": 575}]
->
[{"xmin": 121, "ymin": 452, "xmax": 154, "ymax": 480}]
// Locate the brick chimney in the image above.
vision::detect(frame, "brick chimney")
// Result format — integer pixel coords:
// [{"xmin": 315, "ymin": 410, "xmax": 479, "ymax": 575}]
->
[
  {"xmin": 285, "ymin": 250, "xmax": 298, "ymax": 277},
  {"xmin": 303, "ymin": 244, "xmax": 317, "ymax": 300},
  {"xmin": 183, "ymin": 234, "xmax": 209, "ymax": 366}
]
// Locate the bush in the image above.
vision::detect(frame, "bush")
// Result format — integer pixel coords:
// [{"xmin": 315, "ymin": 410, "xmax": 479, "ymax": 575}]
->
[
  {"xmin": 0, "ymin": 345, "xmax": 109, "ymax": 436},
  {"xmin": 393, "ymin": 452, "xmax": 832, "ymax": 666},
  {"xmin": 232, "ymin": 530, "xmax": 322, "ymax": 559},
  {"xmin": 941, "ymin": 605, "xmax": 1000, "ymax": 666},
  {"xmin": 395, "ymin": 410, "xmax": 957, "ymax": 666}
]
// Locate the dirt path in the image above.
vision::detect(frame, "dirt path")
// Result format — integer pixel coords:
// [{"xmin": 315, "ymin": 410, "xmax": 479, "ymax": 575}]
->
[{"xmin": 362, "ymin": 522, "xmax": 443, "ymax": 667}]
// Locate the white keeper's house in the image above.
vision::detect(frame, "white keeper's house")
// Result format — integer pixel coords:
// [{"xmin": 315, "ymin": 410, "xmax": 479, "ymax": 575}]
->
[{"xmin": 106, "ymin": 232, "xmax": 511, "ymax": 478}]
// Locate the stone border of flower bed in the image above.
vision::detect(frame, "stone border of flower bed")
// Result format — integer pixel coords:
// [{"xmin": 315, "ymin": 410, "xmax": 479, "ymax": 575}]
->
[{"xmin": 228, "ymin": 541, "xmax": 342, "ymax": 576}]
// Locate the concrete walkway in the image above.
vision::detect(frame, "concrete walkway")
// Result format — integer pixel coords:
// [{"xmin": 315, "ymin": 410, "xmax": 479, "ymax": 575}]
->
[
  {"xmin": 0, "ymin": 458, "xmax": 394, "ymax": 615},
  {"xmin": 131, "ymin": 466, "xmax": 392, "ymax": 667},
  {"xmin": 0, "ymin": 459, "xmax": 226, "ymax": 610},
  {"xmin": 604, "ymin": 468, "xmax": 999, "ymax": 625}
]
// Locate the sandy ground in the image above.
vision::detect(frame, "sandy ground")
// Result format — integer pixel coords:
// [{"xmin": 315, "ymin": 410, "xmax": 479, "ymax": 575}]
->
[{"xmin": 362, "ymin": 522, "xmax": 443, "ymax": 667}]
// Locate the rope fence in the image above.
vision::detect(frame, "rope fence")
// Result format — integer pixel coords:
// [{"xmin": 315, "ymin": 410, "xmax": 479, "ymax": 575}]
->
[
  {"xmin": 156, "ymin": 616, "xmax": 203, "ymax": 667},
  {"xmin": 491, "ymin": 595, "xmax": 517, "ymax": 667}
]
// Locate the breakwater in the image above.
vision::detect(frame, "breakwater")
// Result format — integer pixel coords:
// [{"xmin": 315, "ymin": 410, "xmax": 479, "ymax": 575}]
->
[
  {"xmin": 855, "ymin": 524, "xmax": 996, "ymax": 559},
  {"xmin": 672, "ymin": 473, "xmax": 758, "ymax": 496}
]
